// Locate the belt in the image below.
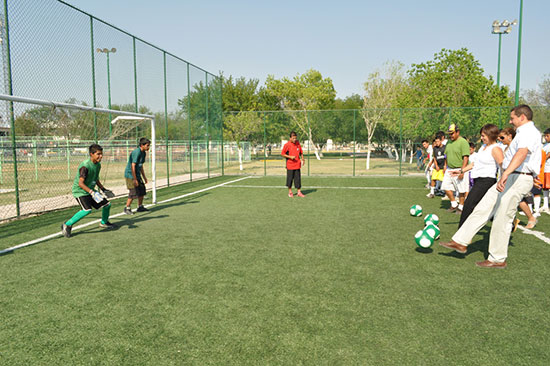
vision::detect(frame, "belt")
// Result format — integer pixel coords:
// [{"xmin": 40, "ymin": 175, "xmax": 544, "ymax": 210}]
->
[{"xmin": 511, "ymin": 171, "xmax": 533, "ymax": 176}]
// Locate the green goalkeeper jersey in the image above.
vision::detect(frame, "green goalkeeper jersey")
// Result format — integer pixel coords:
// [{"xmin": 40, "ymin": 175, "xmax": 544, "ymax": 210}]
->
[{"xmin": 72, "ymin": 159, "xmax": 101, "ymax": 198}]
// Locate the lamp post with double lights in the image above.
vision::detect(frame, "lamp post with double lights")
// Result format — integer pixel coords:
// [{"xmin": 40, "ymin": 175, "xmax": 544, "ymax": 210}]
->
[
  {"xmin": 96, "ymin": 47, "xmax": 116, "ymax": 136},
  {"xmin": 491, "ymin": 19, "xmax": 517, "ymax": 88}
]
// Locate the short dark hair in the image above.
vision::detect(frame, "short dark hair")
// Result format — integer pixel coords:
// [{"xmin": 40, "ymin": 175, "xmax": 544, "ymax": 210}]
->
[
  {"xmin": 480, "ymin": 123, "xmax": 500, "ymax": 143},
  {"xmin": 421, "ymin": 139, "xmax": 428, "ymax": 144},
  {"xmin": 89, "ymin": 144, "xmax": 103, "ymax": 154},
  {"xmin": 544, "ymin": 128, "xmax": 550, "ymax": 135},
  {"xmin": 139, "ymin": 137, "xmax": 151, "ymax": 146},
  {"xmin": 511, "ymin": 104, "xmax": 533, "ymax": 121},
  {"xmin": 435, "ymin": 131, "xmax": 445, "ymax": 140},
  {"xmin": 290, "ymin": 131, "xmax": 297, "ymax": 137},
  {"xmin": 469, "ymin": 142, "xmax": 475, "ymax": 148},
  {"xmin": 500, "ymin": 127, "xmax": 516, "ymax": 139}
]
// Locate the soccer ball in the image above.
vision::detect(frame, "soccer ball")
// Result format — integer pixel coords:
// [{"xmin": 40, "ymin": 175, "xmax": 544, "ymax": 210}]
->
[
  {"xmin": 424, "ymin": 214, "xmax": 440, "ymax": 226},
  {"xmin": 424, "ymin": 224, "xmax": 441, "ymax": 240},
  {"xmin": 410, "ymin": 204, "xmax": 422, "ymax": 217},
  {"xmin": 415, "ymin": 230, "xmax": 434, "ymax": 248}
]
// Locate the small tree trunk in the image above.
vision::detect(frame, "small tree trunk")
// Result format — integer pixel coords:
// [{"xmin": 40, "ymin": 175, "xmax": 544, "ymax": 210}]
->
[{"xmin": 366, "ymin": 140, "xmax": 372, "ymax": 170}]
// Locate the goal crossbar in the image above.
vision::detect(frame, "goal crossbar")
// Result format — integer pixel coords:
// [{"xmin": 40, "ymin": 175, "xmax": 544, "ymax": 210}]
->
[{"xmin": 0, "ymin": 93, "xmax": 157, "ymax": 203}]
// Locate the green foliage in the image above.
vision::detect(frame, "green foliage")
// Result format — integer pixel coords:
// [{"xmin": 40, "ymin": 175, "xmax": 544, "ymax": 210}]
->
[{"xmin": 224, "ymin": 111, "xmax": 263, "ymax": 146}]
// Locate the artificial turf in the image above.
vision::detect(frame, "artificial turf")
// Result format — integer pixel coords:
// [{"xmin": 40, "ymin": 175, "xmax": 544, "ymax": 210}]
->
[{"xmin": 1, "ymin": 176, "xmax": 549, "ymax": 365}]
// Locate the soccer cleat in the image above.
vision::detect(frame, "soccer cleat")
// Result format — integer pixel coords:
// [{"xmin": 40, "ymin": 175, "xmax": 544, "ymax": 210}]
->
[
  {"xmin": 136, "ymin": 205, "xmax": 149, "ymax": 212},
  {"xmin": 61, "ymin": 223, "xmax": 72, "ymax": 238},
  {"xmin": 297, "ymin": 192, "xmax": 305, "ymax": 197},
  {"xmin": 288, "ymin": 192, "xmax": 294, "ymax": 198},
  {"xmin": 99, "ymin": 221, "xmax": 115, "ymax": 229},
  {"xmin": 124, "ymin": 207, "xmax": 134, "ymax": 215}
]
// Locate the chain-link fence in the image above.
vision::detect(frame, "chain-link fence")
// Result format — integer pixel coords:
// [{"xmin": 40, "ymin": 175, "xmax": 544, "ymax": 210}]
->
[
  {"xmin": 224, "ymin": 106, "xmax": 550, "ymax": 176},
  {"xmin": 0, "ymin": 0, "xmax": 222, "ymax": 221}
]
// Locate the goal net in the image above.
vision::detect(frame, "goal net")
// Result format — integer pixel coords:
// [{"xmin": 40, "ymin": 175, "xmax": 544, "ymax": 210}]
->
[{"xmin": 0, "ymin": 94, "xmax": 156, "ymax": 221}]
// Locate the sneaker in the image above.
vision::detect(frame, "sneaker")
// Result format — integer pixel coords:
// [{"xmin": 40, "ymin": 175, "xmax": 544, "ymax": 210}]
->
[
  {"xmin": 533, "ymin": 211, "xmax": 541, "ymax": 218},
  {"xmin": 136, "ymin": 206, "xmax": 149, "ymax": 212},
  {"xmin": 297, "ymin": 192, "xmax": 305, "ymax": 197},
  {"xmin": 426, "ymin": 193, "xmax": 434, "ymax": 198},
  {"xmin": 288, "ymin": 192, "xmax": 294, "ymax": 198},
  {"xmin": 441, "ymin": 196, "xmax": 450, "ymax": 201},
  {"xmin": 124, "ymin": 207, "xmax": 134, "ymax": 215},
  {"xmin": 61, "ymin": 223, "xmax": 72, "ymax": 238},
  {"xmin": 518, "ymin": 211, "xmax": 526, "ymax": 216},
  {"xmin": 540, "ymin": 207, "xmax": 550, "ymax": 214},
  {"xmin": 99, "ymin": 221, "xmax": 115, "ymax": 229}
]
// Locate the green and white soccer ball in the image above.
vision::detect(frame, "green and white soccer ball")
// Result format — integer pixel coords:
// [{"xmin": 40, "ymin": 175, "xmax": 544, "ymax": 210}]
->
[
  {"xmin": 424, "ymin": 214, "xmax": 440, "ymax": 226},
  {"xmin": 424, "ymin": 224, "xmax": 441, "ymax": 240},
  {"xmin": 415, "ymin": 229, "xmax": 434, "ymax": 248},
  {"xmin": 410, "ymin": 204, "xmax": 422, "ymax": 217}
]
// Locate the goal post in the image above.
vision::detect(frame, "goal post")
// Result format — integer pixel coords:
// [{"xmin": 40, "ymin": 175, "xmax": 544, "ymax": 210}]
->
[{"xmin": 0, "ymin": 93, "xmax": 158, "ymax": 217}]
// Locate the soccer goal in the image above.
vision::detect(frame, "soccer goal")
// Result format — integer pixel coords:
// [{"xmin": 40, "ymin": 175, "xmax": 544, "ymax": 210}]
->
[{"xmin": 0, "ymin": 93, "xmax": 157, "ymax": 220}]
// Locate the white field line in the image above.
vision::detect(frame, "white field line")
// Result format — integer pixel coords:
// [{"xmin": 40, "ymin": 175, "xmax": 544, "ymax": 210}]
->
[
  {"xmin": 0, "ymin": 176, "xmax": 252, "ymax": 255},
  {"xmin": 516, "ymin": 225, "xmax": 550, "ymax": 245},
  {"xmin": 222, "ymin": 185, "xmax": 426, "ymax": 190}
]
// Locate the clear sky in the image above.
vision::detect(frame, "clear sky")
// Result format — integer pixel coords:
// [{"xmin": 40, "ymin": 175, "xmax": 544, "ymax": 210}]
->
[{"xmin": 65, "ymin": 0, "xmax": 549, "ymax": 99}]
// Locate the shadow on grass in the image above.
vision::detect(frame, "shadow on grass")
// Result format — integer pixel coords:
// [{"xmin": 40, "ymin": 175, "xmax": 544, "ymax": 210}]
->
[
  {"xmin": 415, "ymin": 247, "xmax": 433, "ymax": 254},
  {"xmin": 438, "ymin": 227, "xmax": 490, "ymax": 260},
  {"xmin": 301, "ymin": 189, "xmax": 318, "ymax": 195}
]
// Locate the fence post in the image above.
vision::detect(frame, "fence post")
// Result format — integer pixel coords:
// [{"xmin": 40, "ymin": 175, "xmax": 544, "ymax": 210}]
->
[
  {"xmin": 3, "ymin": 0, "xmax": 20, "ymax": 216},
  {"xmin": 205, "ymin": 73, "xmax": 210, "ymax": 178},
  {"xmin": 399, "ymin": 108, "xmax": 403, "ymax": 177},
  {"xmin": 66, "ymin": 139, "xmax": 71, "ymax": 179},
  {"xmin": 0, "ymin": 137, "xmax": 3, "ymax": 184},
  {"xmin": 186, "ymin": 63, "xmax": 193, "ymax": 182},
  {"xmin": 133, "ymin": 36, "xmax": 139, "ymax": 139},
  {"xmin": 306, "ymin": 111, "xmax": 310, "ymax": 176},
  {"xmin": 33, "ymin": 139, "xmax": 38, "ymax": 181},
  {"xmin": 220, "ymin": 80, "xmax": 224, "ymax": 176},
  {"xmin": 89, "ymin": 16, "xmax": 98, "ymax": 142},
  {"xmin": 263, "ymin": 113, "xmax": 267, "ymax": 176},
  {"xmin": 163, "ymin": 51, "xmax": 170, "ymax": 187},
  {"xmin": 353, "ymin": 110, "xmax": 356, "ymax": 177}
]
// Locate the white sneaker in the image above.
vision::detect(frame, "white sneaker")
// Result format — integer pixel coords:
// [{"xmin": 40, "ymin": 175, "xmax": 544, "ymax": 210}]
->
[
  {"xmin": 441, "ymin": 196, "xmax": 450, "ymax": 201},
  {"xmin": 533, "ymin": 211, "xmax": 541, "ymax": 218},
  {"xmin": 426, "ymin": 193, "xmax": 434, "ymax": 198},
  {"xmin": 540, "ymin": 207, "xmax": 550, "ymax": 214},
  {"xmin": 519, "ymin": 211, "xmax": 526, "ymax": 216}
]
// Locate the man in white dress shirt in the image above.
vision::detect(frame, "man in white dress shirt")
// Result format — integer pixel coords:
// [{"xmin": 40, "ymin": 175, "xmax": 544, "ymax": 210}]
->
[{"xmin": 439, "ymin": 105, "xmax": 542, "ymax": 268}]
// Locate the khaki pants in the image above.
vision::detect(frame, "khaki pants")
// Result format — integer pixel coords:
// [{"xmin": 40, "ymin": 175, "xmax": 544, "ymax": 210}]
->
[{"xmin": 452, "ymin": 174, "xmax": 533, "ymax": 263}]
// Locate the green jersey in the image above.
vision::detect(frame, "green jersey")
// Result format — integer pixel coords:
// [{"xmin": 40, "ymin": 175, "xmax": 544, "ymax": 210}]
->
[
  {"xmin": 124, "ymin": 147, "xmax": 146, "ymax": 180},
  {"xmin": 72, "ymin": 159, "xmax": 101, "ymax": 198},
  {"xmin": 444, "ymin": 136, "xmax": 470, "ymax": 169}
]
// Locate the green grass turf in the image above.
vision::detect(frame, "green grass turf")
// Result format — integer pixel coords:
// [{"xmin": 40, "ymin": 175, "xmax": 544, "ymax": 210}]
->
[{"xmin": 1, "ymin": 176, "xmax": 550, "ymax": 365}]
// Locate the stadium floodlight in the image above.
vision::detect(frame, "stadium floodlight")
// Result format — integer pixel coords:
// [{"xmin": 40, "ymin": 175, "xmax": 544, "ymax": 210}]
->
[{"xmin": 491, "ymin": 19, "xmax": 517, "ymax": 87}]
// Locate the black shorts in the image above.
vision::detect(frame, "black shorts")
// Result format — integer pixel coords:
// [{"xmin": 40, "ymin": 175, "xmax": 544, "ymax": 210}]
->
[
  {"xmin": 76, "ymin": 195, "xmax": 110, "ymax": 211},
  {"xmin": 286, "ymin": 169, "xmax": 301, "ymax": 189}
]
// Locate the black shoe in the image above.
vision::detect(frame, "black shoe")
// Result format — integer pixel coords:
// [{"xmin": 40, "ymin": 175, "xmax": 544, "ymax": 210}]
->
[
  {"xmin": 124, "ymin": 207, "xmax": 134, "ymax": 215},
  {"xmin": 61, "ymin": 223, "xmax": 72, "ymax": 238},
  {"xmin": 136, "ymin": 206, "xmax": 149, "ymax": 212},
  {"xmin": 99, "ymin": 221, "xmax": 115, "ymax": 229}
]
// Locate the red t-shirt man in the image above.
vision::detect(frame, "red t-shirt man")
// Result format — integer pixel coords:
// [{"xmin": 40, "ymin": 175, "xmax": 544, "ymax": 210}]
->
[{"xmin": 281, "ymin": 132, "xmax": 305, "ymax": 197}]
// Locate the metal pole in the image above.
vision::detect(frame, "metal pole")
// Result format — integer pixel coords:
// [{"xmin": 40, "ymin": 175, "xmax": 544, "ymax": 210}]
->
[
  {"xmin": 106, "ymin": 51, "xmax": 112, "ymax": 136},
  {"xmin": 3, "ymin": 0, "xmax": 19, "ymax": 216},
  {"xmin": 353, "ymin": 110, "xmax": 356, "ymax": 177},
  {"xmin": 220, "ymin": 79, "xmax": 224, "ymax": 176},
  {"xmin": 205, "ymin": 73, "xmax": 210, "ymax": 178},
  {"xmin": 151, "ymin": 118, "xmax": 156, "ymax": 203},
  {"xmin": 90, "ymin": 16, "xmax": 98, "ymax": 142},
  {"xmin": 163, "ymin": 51, "xmax": 169, "ymax": 186},
  {"xmin": 66, "ymin": 139, "xmax": 70, "ymax": 179},
  {"xmin": 514, "ymin": 0, "xmax": 524, "ymax": 106},
  {"xmin": 0, "ymin": 138, "xmax": 3, "ymax": 184},
  {"xmin": 33, "ymin": 139, "xmax": 38, "ymax": 181},
  {"xmin": 263, "ymin": 113, "xmax": 267, "ymax": 176},
  {"xmin": 133, "ymin": 37, "xmax": 139, "ymax": 137},
  {"xmin": 399, "ymin": 108, "xmax": 403, "ymax": 177},
  {"xmin": 497, "ymin": 33, "xmax": 502, "ymax": 88},
  {"xmin": 187, "ymin": 63, "xmax": 193, "ymax": 182},
  {"xmin": 306, "ymin": 111, "xmax": 310, "ymax": 176}
]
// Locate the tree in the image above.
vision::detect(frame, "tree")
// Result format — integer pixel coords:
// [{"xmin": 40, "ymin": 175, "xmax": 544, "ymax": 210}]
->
[
  {"xmin": 361, "ymin": 61, "xmax": 406, "ymax": 169},
  {"xmin": 264, "ymin": 69, "xmax": 336, "ymax": 159},
  {"xmin": 222, "ymin": 75, "xmax": 262, "ymax": 112},
  {"xmin": 224, "ymin": 111, "xmax": 262, "ymax": 170},
  {"xmin": 524, "ymin": 74, "xmax": 550, "ymax": 106}
]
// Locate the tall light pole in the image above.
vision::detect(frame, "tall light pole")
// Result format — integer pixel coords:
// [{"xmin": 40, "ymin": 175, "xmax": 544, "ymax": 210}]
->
[
  {"xmin": 514, "ymin": 0, "xmax": 524, "ymax": 106},
  {"xmin": 491, "ymin": 19, "xmax": 517, "ymax": 88},
  {"xmin": 96, "ymin": 47, "xmax": 116, "ymax": 136}
]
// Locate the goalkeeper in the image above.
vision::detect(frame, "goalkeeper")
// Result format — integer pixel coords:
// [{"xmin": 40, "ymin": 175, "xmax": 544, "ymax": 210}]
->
[{"xmin": 62, "ymin": 144, "xmax": 115, "ymax": 238}]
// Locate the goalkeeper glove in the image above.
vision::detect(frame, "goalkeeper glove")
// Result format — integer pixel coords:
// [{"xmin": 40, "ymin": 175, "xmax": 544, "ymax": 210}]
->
[
  {"xmin": 101, "ymin": 188, "xmax": 115, "ymax": 198},
  {"xmin": 91, "ymin": 190, "xmax": 104, "ymax": 204}
]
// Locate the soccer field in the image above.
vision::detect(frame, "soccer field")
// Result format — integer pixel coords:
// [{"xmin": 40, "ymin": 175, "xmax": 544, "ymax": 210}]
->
[{"xmin": 1, "ymin": 176, "xmax": 550, "ymax": 365}]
